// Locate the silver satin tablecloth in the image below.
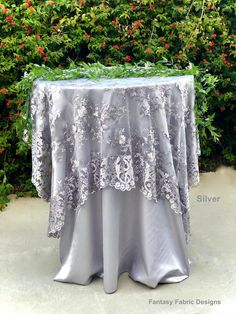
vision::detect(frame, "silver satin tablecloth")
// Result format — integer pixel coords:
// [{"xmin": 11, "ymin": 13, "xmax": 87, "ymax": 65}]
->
[{"xmin": 30, "ymin": 75, "xmax": 200, "ymax": 293}]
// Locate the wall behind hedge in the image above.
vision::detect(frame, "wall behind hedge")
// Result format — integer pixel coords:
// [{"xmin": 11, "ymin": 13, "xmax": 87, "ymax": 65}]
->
[{"xmin": 0, "ymin": 0, "xmax": 235, "ymax": 206}]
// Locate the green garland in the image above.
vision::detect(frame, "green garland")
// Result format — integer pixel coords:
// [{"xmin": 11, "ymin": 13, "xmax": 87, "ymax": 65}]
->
[
  {"xmin": 19, "ymin": 61, "xmax": 198, "ymax": 82},
  {"xmin": 16, "ymin": 61, "xmax": 199, "ymax": 143}
]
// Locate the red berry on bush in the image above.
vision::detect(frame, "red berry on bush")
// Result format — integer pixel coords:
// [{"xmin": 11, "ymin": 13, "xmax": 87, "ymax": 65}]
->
[
  {"xmin": 25, "ymin": 0, "xmax": 31, "ymax": 7},
  {"xmin": 124, "ymin": 55, "xmax": 131, "ymax": 62},
  {"xmin": 130, "ymin": 3, "xmax": 136, "ymax": 11},
  {"xmin": 37, "ymin": 47, "xmax": 44, "ymax": 54},
  {"xmin": 6, "ymin": 99, "xmax": 12, "ymax": 106},
  {"xmin": 134, "ymin": 20, "xmax": 143, "ymax": 27}
]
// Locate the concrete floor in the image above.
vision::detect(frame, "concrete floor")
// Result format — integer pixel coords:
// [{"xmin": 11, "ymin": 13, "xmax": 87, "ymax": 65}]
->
[{"xmin": 0, "ymin": 166, "xmax": 235, "ymax": 314}]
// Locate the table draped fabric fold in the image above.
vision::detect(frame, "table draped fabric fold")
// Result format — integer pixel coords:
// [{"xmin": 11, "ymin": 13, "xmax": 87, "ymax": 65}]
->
[{"xmin": 31, "ymin": 75, "xmax": 200, "ymax": 243}]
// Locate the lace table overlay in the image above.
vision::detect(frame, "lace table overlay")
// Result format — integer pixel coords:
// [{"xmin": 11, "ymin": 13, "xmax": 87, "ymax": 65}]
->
[{"xmin": 30, "ymin": 75, "xmax": 200, "ymax": 242}]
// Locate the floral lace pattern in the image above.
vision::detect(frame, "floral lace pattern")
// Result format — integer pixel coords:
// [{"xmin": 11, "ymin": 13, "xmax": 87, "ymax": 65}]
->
[{"xmin": 30, "ymin": 75, "xmax": 200, "ymax": 243}]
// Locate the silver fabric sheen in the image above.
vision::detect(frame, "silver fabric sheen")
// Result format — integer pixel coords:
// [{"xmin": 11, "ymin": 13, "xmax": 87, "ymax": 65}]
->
[{"xmin": 31, "ymin": 75, "xmax": 200, "ymax": 293}]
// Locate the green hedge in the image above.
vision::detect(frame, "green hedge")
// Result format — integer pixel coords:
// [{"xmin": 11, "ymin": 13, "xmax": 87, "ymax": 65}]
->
[{"xmin": 0, "ymin": 0, "xmax": 235, "ymax": 208}]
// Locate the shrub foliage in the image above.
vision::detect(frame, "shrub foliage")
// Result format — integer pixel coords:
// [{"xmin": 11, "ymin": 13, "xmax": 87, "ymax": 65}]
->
[{"xmin": 0, "ymin": 0, "xmax": 235, "ymax": 207}]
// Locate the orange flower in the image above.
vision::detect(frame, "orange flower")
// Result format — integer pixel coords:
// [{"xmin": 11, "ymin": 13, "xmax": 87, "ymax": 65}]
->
[
  {"xmin": 2, "ymin": 8, "xmax": 9, "ymax": 14},
  {"xmin": 149, "ymin": 5, "xmax": 155, "ymax": 11},
  {"xmin": 209, "ymin": 42, "xmax": 215, "ymax": 47},
  {"xmin": 0, "ymin": 88, "xmax": 7, "ymax": 94},
  {"xmin": 15, "ymin": 55, "xmax": 22, "ymax": 60},
  {"xmin": 53, "ymin": 25, "xmax": 59, "ymax": 31},
  {"xmin": 164, "ymin": 43, "xmax": 170, "ymax": 49},
  {"xmin": 145, "ymin": 48, "xmax": 153, "ymax": 54},
  {"xmin": 47, "ymin": 1, "xmax": 56, "ymax": 5}
]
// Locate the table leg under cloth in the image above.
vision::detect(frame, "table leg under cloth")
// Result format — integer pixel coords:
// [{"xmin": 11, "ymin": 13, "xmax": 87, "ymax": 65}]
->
[{"xmin": 54, "ymin": 187, "xmax": 190, "ymax": 294}]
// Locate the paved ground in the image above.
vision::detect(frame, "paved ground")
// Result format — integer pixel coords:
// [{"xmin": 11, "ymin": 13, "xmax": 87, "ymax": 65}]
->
[{"xmin": 0, "ymin": 166, "xmax": 235, "ymax": 314}]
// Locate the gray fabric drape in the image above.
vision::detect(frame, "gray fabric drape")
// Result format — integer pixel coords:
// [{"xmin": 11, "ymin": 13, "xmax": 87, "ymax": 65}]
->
[
  {"xmin": 31, "ymin": 75, "xmax": 200, "ymax": 293},
  {"xmin": 54, "ymin": 188, "xmax": 190, "ymax": 293}
]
